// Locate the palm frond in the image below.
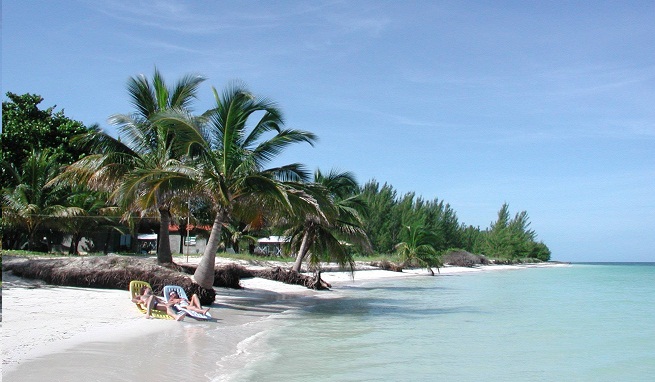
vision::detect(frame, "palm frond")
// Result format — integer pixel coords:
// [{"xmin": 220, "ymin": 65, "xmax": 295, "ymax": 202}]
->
[
  {"xmin": 170, "ymin": 73, "xmax": 205, "ymax": 110},
  {"xmin": 127, "ymin": 73, "xmax": 157, "ymax": 119},
  {"xmin": 252, "ymin": 129, "xmax": 317, "ymax": 164}
]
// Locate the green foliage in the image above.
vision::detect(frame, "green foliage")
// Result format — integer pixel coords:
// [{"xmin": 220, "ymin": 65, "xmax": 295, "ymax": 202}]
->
[
  {"xmin": 285, "ymin": 169, "xmax": 371, "ymax": 272},
  {"xmin": 528, "ymin": 241, "xmax": 552, "ymax": 261},
  {"xmin": 1, "ymin": 77, "xmax": 553, "ymax": 265},
  {"xmin": 360, "ymin": 180, "xmax": 399, "ymax": 253},
  {"xmin": 360, "ymin": 180, "xmax": 463, "ymax": 255},
  {"xmin": 1, "ymin": 92, "xmax": 89, "ymax": 187},
  {"xmin": 54, "ymin": 68, "xmax": 205, "ymax": 263},
  {"xmin": 59, "ymin": 189, "xmax": 122, "ymax": 255},
  {"xmin": 360, "ymin": 187, "xmax": 551, "ymax": 262},
  {"xmin": 479, "ymin": 203, "xmax": 550, "ymax": 261},
  {"xmin": 395, "ymin": 224, "xmax": 442, "ymax": 273},
  {"xmin": 156, "ymin": 82, "xmax": 317, "ymax": 288},
  {"xmin": 1, "ymin": 150, "xmax": 81, "ymax": 250}
]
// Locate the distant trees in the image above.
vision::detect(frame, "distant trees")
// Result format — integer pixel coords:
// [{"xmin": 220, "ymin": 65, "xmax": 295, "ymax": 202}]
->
[
  {"xmin": 478, "ymin": 203, "xmax": 550, "ymax": 261},
  {"xmin": 360, "ymin": 180, "xmax": 462, "ymax": 255},
  {"xmin": 361, "ymin": 183, "xmax": 550, "ymax": 262}
]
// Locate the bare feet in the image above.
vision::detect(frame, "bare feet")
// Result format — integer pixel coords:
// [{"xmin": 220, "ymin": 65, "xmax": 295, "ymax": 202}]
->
[
  {"xmin": 175, "ymin": 313, "xmax": 186, "ymax": 321},
  {"xmin": 145, "ymin": 315, "xmax": 153, "ymax": 319}
]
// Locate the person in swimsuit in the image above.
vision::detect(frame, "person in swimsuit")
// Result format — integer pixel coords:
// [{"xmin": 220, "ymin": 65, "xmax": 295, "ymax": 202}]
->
[
  {"xmin": 167, "ymin": 290, "xmax": 210, "ymax": 315},
  {"xmin": 133, "ymin": 286, "xmax": 186, "ymax": 321}
]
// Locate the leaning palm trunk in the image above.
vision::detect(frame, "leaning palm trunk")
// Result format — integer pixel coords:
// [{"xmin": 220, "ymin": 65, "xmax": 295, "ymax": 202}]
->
[
  {"xmin": 193, "ymin": 211, "xmax": 226, "ymax": 289},
  {"xmin": 157, "ymin": 208, "xmax": 173, "ymax": 264},
  {"xmin": 292, "ymin": 230, "xmax": 313, "ymax": 272}
]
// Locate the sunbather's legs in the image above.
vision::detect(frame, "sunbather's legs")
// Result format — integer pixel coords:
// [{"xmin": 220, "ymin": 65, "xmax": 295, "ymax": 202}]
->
[
  {"xmin": 145, "ymin": 295, "xmax": 157, "ymax": 319},
  {"xmin": 189, "ymin": 294, "xmax": 210, "ymax": 314},
  {"xmin": 166, "ymin": 306, "xmax": 185, "ymax": 321}
]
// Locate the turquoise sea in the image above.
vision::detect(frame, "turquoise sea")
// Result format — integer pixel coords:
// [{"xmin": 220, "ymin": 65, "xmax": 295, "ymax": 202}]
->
[
  {"xmin": 233, "ymin": 263, "xmax": 655, "ymax": 382},
  {"xmin": 7, "ymin": 263, "xmax": 654, "ymax": 381}
]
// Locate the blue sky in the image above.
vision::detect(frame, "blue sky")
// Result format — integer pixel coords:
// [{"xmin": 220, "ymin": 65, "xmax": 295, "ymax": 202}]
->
[{"xmin": 2, "ymin": 1, "xmax": 654, "ymax": 262}]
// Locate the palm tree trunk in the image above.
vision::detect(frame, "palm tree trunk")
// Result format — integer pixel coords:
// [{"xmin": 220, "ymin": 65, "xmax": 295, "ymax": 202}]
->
[
  {"xmin": 71, "ymin": 234, "xmax": 82, "ymax": 255},
  {"xmin": 179, "ymin": 222, "xmax": 186, "ymax": 254},
  {"xmin": 292, "ymin": 230, "xmax": 312, "ymax": 272},
  {"xmin": 157, "ymin": 208, "xmax": 173, "ymax": 264},
  {"xmin": 103, "ymin": 227, "xmax": 111, "ymax": 255},
  {"xmin": 28, "ymin": 228, "xmax": 36, "ymax": 251},
  {"xmin": 69, "ymin": 234, "xmax": 76, "ymax": 255},
  {"xmin": 194, "ymin": 211, "xmax": 225, "ymax": 289}
]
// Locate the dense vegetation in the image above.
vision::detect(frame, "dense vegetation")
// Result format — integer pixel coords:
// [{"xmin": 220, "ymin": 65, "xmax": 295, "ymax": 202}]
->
[
  {"xmin": 359, "ymin": 182, "xmax": 550, "ymax": 262},
  {"xmin": 1, "ymin": 70, "xmax": 550, "ymax": 281}
]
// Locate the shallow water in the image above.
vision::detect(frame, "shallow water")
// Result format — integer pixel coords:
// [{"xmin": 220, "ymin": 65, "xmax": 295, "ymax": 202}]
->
[
  {"xmin": 7, "ymin": 264, "xmax": 654, "ymax": 381},
  {"xmin": 238, "ymin": 263, "xmax": 655, "ymax": 382}
]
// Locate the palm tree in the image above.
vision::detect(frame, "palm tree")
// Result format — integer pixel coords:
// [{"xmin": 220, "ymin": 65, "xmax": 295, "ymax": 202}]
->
[
  {"xmin": 2, "ymin": 150, "xmax": 83, "ymax": 250},
  {"xmin": 395, "ymin": 224, "xmax": 442, "ymax": 275},
  {"xmin": 288, "ymin": 169, "xmax": 371, "ymax": 273},
  {"xmin": 53, "ymin": 69, "xmax": 204, "ymax": 263},
  {"xmin": 221, "ymin": 222, "xmax": 258, "ymax": 254},
  {"xmin": 60, "ymin": 189, "xmax": 120, "ymax": 255},
  {"xmin": 157, "ymin": 83, "xmax": 317, "ymax": 288}
]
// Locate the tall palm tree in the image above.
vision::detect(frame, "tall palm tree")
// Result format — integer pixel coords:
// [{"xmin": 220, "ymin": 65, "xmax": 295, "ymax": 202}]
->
[
  {"xmin": 2, "ymin": 150, "xmax": 83, "ymax": 250},
  {"xmin": 157, "ymin": 83, "xmax": 317, "ymax": 288},
  {"xmin": 53, "ymin": 69, "xmax": 204, "ymax": 263},
  {"xmin": 288, "ymin": 169, "xmax": 371, "ymax": 273}
]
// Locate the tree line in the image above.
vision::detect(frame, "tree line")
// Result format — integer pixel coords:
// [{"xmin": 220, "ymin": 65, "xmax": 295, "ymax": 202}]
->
[{"xmin": 1, "ymin": 69, "xmax": 550, "ymax": 288}]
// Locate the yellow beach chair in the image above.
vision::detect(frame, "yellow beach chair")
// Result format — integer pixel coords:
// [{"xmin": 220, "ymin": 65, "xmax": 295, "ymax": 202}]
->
[{"xmin": 129, "ymin": 280, "xmax": 172, "ymax": 320}]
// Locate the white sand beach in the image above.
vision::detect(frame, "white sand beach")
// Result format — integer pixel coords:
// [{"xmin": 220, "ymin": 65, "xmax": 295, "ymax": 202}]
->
[{"xmin": 1, "ymin": 260, "xmax": 567, "ymax": 381}]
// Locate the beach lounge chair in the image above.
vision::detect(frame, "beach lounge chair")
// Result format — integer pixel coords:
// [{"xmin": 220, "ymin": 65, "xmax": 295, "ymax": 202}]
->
[
  {"xmin": 163, "ymin": 285, "xmax": 212, "ymax": 320},
  {"xmin": 129, "ymin": 280, "xmax": 172, "ymax": 320}
]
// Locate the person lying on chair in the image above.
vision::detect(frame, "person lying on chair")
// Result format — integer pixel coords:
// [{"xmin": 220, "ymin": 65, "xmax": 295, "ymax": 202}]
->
[
  {"xmin": 133, "ymin": 286, "xmax": 186, "ymax": 321},
  {"xmin": 167, "ymin": 290, "xmax": 210, "ymax": 315}
]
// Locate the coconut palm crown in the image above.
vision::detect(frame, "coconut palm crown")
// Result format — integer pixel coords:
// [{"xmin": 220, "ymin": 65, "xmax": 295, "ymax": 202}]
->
[
  {"xmin": 52, "ymin": 69, "xmax": 205, "ymax": 263},
  {"xmin": 2, "ymin": 150, "xmax": 83, "ymax": 250},
  {"xmin": 287, "ymin": 169, "xmax": 371, "ymax": 273},
  {"xmin": 157, "ymin": 83, "xmax": 317, "ymax": 288}
]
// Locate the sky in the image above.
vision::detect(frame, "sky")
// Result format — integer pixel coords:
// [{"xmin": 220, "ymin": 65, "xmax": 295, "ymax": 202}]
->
[{"xmin": 2, "ymin": 1, "xmax": 654, "ymax": 262}]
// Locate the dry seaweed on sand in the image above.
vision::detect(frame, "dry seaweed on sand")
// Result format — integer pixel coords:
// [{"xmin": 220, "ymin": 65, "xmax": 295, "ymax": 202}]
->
[
  {"xmin": 369, "ymin": 259, "xmax": 404, "ymax": 272},
  {"xmin": 2, "ymin": 255, "xmax": 217, "ymax": 305},
  {"xmin": 254, "ymin": 267, "xmax": 332, "ymax": 290},
  {"xmin": 3, "ymin": 254, "xmax": 343, "ymax": 308},
  {"xmin": 180, "ymin": 262, "xmax": 254, "ymax": 289},
  {"xmin": 441, "ymin": 250, "xmax": 490, "ymax": 267}
]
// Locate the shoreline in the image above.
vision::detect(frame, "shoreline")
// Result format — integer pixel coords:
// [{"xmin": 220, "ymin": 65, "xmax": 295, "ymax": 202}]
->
[{"xmin": 1, "ymin": 261, "xmax": 569, "ymax": 378}]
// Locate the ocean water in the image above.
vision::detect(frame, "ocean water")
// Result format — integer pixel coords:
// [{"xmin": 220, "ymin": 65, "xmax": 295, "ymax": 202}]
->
[
  {"xmin": 6, "ymin": 264, "xmax": 654, "ymax": 381},
  {"xmin": 234, "ymin": 263, "xmax": 655, "ymax": 382}
]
